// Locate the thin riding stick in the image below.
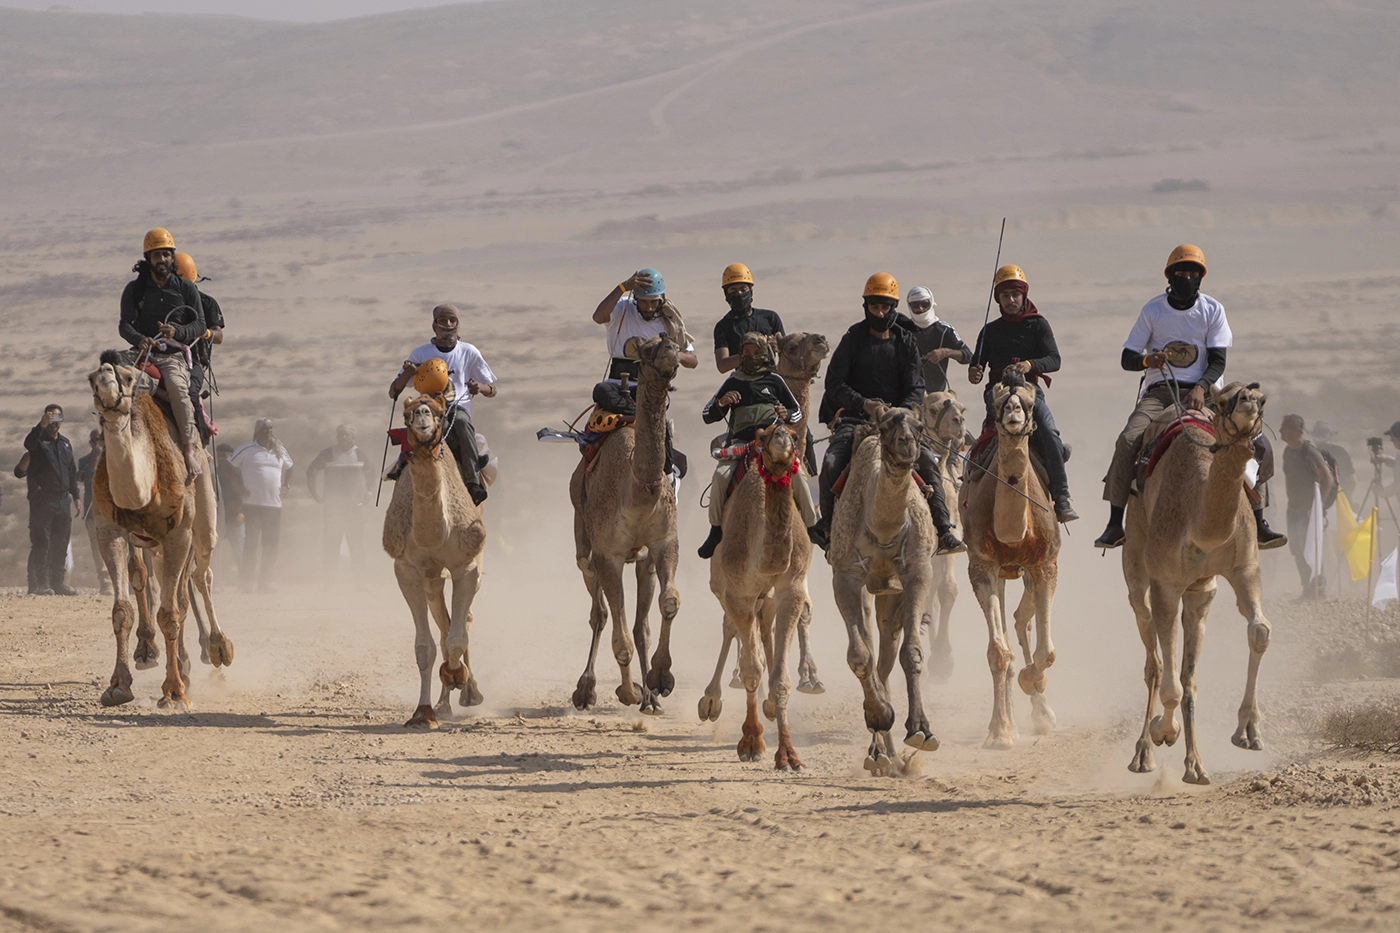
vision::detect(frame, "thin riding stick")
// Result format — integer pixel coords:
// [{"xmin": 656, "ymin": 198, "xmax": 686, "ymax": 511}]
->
[
  {"xmin": 375, "ymin": 395, "xmax": 397, "ymax": 507},
  {"xmin": 971, "ymin": 217, "xmax": 1007, "ymax": 367}
]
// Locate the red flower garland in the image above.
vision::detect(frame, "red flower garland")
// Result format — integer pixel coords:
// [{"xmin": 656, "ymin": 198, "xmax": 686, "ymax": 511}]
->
[{"xmin": 754, "ymin": 453, "xmax": 800, "ymax": 490}]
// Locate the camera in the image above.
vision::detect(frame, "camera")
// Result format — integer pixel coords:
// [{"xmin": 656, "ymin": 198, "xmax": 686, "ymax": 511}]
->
[{"xmin": 1368, "ymin": 436, "xmax": 1384, "ymax": 453}]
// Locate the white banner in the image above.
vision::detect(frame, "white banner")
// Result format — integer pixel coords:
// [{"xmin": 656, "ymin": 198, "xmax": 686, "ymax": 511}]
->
[
  {"xmin": 1374, "ymin": 548, "xmax": 1398, "ymax": 611},
  {"xmin": 1303, "ymin": 482, "xmax": 1325, "ymax": 583}
]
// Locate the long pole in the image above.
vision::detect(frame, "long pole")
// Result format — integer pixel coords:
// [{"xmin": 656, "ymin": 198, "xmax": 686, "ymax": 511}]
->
[
  {"xmin": 971, "ymin": 217, "xmax": 1007, "ymax": 366},
  {"xmin": 1366, "ymin": 506, "xmax": 1378, "ymax": 629},
  {"xmin": 374, "ymin": 396, "xmax": 397, "ymax": 507}
]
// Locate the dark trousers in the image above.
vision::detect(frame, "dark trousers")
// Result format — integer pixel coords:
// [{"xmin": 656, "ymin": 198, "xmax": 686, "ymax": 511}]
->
[
  {"xmin": 1286, "ymin": 508, "xmax": 1325, "ymax": 593},
  {"xmin": 445, "ymin": 411, "xmax": 483, "ymax": 489},
  {"xmin": 819, "ymin": 420, "xmax": 953, "ymax": 534},
  {"xmin": 323, "ymin": 501, "xmax": 364, "ymax": 575},
  {"xmin": 28, "ymin": 496, "xmax": 72, "ymax": 592},
  {"xmin": 983, "ymin": 384, "xmax": 1069, "ymax": 502},
  {"xmin": 241, "ymin": 504, "xmax": 282, "ymax": 590}
]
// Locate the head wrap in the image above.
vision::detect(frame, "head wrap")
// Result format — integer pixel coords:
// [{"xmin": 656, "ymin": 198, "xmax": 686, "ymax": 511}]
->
[
  {"xmin": 993, "ymin": 279, "xmax": 1041, "ymax": 322},
  {"xmin": 736, "ymin": 332, "xmax": 775, "ymax": 378},
  {"xmin": 904, "ymin": 286, "xmax": 937, "ymax": 328}
]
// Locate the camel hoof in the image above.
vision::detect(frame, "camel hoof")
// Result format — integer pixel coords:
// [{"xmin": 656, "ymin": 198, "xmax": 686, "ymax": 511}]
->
[
  {"xmin": 207, "ymin": 634, "xmax": 234, "ymax": 668},
  {"xmin": 1017, "ymin": 665, "xmax": 1047, "ymax": 696},
  {"xmin": 572, "ymin": 674, "xmax": 597, "ymax": 710},
  {"xmin": 1232, "ymin": 724, "xmax": 1263, "ymax": 751},
  {"xmin": 1150, "ymin": 713, "xmax": 1180, "ymax": 747},
  {"xmin": 737, "ymin": 735, "xmax": 766, "ymax": 762},
  {"xmin": 439, "ymin": 662, "xmax": 468, "ymax": 689},
  {"xmin": 100, "ymin": 685, "xmax": 135, "ymax": 707},
  {"xmin": 862, "ymin": 750, "xmax": 891, "ymax": 774},
  {"xmin": 615, "ymin": 681, "xmax": 641, "ymax": 707},
  {"xmin": 761, "ymin": 697, "xmax": 777, "ymax": 722},
  {"xmin": 1128, "ymin": 744, "xmax": 1156, "ymax": 773},
  {"xmin": 863, "ymin": 698, "xmax": 896, "ymax": 734},
  {"xmin": 904, "ymin": 730, "xmax": 940, "ymax": 752},
  {"xmin": 462, "ymin": 682, "xmax": 484, "ymax": 707},
  {"xmin": 1182, "ymin": 764, "xmax": 1211, "ymax": 786},
  {"xmin": 983, "ymin": 733, "xmax": 1014, "ymax": 751},
  {"xmin": 639, "ymin": 690, "xmax": 663, "ymax": 717},
  {"xmin": 404, "ymin": 705, "xmax": 437, "ymax": 729},
  {"xmin": 796, "ymin": 679, "xmax": 825, "ymax": 695},
  {"xmin": 775, "ymin": 753, "xmax": 805, "ymax": 773},
  {"xmin": 133, "ymin": 641, "xmax": 159, "ymax": 670},
  {"xmin": 698, "ymin": 693, "xmax": 723, "ymax": 722},
  {"xmin": 157, "ymin": 695, "xmax": 191, "ymax": 711},
  {"xmin": 645, "ymin": 667, "xmax": 675, "ymax": 698}
]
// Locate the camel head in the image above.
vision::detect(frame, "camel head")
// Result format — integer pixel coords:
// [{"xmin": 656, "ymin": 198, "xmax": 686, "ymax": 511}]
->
[
  {"xmin": 919, "ymin": 390, "xmax": 965, "ymax": 446},
  {"xmin": 755, "ymin": 422, "xmax": 799, "ymax": 483},
  {"xmin": 635, "ymin": 334, "xmax": 681, "ymax": 382},
  {"xmin": 402, "ymin": 394, "xmax": 447, "ymax": 455},
  {"xmin": 1209, "ymin": 381, "xmax": 1266, "ymax": 447},
  {"xmin": 775, "ymin": 332, "xmax": 830, "ymax": 383},
  {"xmin": 89, "ymin": 361, "xmax": 138, "ymax": 419},
  {"xmin": 876, "ymin": 407, "xmax": 923, "ymax": 473},
  {"xmin": 991, "ymin": 373, "xmax": 1036, "ymax": 439}
]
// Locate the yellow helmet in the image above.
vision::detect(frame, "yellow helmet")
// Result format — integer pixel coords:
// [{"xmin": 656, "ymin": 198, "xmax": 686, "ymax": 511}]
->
[
  {"xmin": 993, "ymin": 265, "xmax": 1027, "ymax": 289},
  {"xmin": 721, "ymin": 263, "xmax": 754, "ymax": 288},
  {"xmin": 863, "ymin": 272, "xmax": 899, "ymax": 301},
  {"xmin": 413, "ymin": 358, "xmax": 451, "ymax": 395},
  {"xmin": 1165, "ymin": 243, "xmax": 1207, "ymax": 276},
  {"xmin": 174, "ymin": 252, "xmax": 198, "ymax": 283},
  {"xmin": 143, "ymin": 228, "xmax": 175, "ymax": 253}
]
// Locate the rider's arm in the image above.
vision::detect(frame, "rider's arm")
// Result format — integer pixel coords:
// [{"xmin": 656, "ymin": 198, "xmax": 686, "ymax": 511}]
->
[
  {"xmin": 948, "ymin": 327, "xmax": 973, "ymax": 365},
  {"xmin": 593, "ymin": 285, "xmax": 626, "ymax": 324},
  {"xmin": 775, "ymin": 378, "xmax": 803, "ymax": 424},
  {"xmin": 679, "ymin": 349, "xmax": 699, "ymax": 369},
  {"xmin": 824, "ymin": 334, "xmax": 865, "ymax": 415},
  {"xmin": 1121, "ymin": 348, "xmax": 1150, "ymax": 371},
  {"xmin": 119, "ymin": 282, "xmax": 144, "ymax": 347},
  {"xmin": 389, "ymin": 361, "xmax": 417, "ymax": 399},
  {"xmin": 1198, "ymin": 347, "xmax": 1227, "ymax": 388},
  {"xmin": 171, "ymin": 280, "xmax": 206, "ymax": 345},
  {"xmin": 1025, "ymin": 318, "xmax": 1060, "ymax": 376},
  {"xmin": 702, "ymin": 390, "xmax": 731, "ymax": 425}
]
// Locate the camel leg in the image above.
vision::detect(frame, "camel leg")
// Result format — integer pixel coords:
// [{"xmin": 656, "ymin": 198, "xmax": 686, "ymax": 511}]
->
[
  {"xmin": 1179, "ymin": 583, "xmax": 1216, "ymax": 784},
  {"xmin": 633, "ymin": 556, "xmax": 662, "ymax": 716},
  {"xmin": 1225, "ymin": 566, "xmax": 1270, "ymax": 752},
  {"xmin": 870, "ymin": 594, "xmax": 903, "ymax": 768},
  {"xmin": 758, "ymin": 592, "xmax": 776, "ymax": 719},
  {"xmin": 795, "ymin": 599, "xmax": 824, "ymax": 694},
  {"xmin": 190, "ymin": 543, "xmax": 233, "ymax": 669},
  {"xmin": 572, "ymin": 582, "xmax": 607, "ymax": 711},
  {"xmin": 98, "ymin": 523, "xmax": 137, "ymax": 707},
  {"xmin": 1017, "ymin": 573, "xmax": 1057, "ymax": 735},
  {"xmin": 968, "ymin": 559, "xmax": 1015, "ymax": 749},
  {"xmin": 646, "ymin": 537, "xmax": 680, "ymax": 700},
  {"xmin": 727, "ymin": 594, "xmax": 766, "ymax": 762},
  {"xmin": 130, "ymin": 547, "xmax": 159, "ymax": 671},
  {"xmin": 155, "ymin": 530, "xmax": 194, "ymax": 709},
  {"xmin": 394, "ymin": 560, "xmax": 438, "ymax": 728},
  {"xmin": 448, "ymin": 560, "xmax": 484, "ymax": 709},
  {"xmin": 1126, "ymin": 575, "xmax": 1161, "ymax": 773},
  {"xmin": 593, "ymin": 555, "xmax": 639, "ymax": 707},
  {"xmin": 768, "ymin": 583, "xmax": 806, "ymax": 771},
  {"xmin": 926, "ymin": 554, "xmax": 957, "ymax": 682},
  {"xmin": 699, "ymin": 613, "xmax": 736, "ymax": 721},
  {"xmin": 1150, "ymin": 581, "xmax": 1188, "ymax": 750},
  {"xmin": 898, "ymin": 581, "xmax": 940, "ymax": 752},
  {"xmin": 834, "ymin": 571, "xmax": 895, "ymax": 771}
]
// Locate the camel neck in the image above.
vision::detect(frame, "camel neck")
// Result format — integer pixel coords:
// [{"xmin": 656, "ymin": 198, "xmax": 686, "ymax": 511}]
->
[
  {"xmin": 780, "ymin": 371, "xmax": 814, "ymax": 461},
  {"xmin": 632, "ymin": 367, "xmax": 669, "ymax": 490},
  {"xmin": 1197, "ymin": 438, "xmax": 1253, "ymax": 550},
  {"xmin": 869, "ymin": 456, "xmax": 914, "ymax": 539},
  {"xmin": 102, "ymin": 408, "xmax": 156, "ymax": 511},
  {"xmin": 406, "ymin": 446, "xmax": 450, "ymax": 548},
  {"xmin": 758, "ymin": 478, "xmax": 798, "ymax": 574},
  {"xmin": 993, "ymin": 433, "xmax": 1033, "ymax": 543}
]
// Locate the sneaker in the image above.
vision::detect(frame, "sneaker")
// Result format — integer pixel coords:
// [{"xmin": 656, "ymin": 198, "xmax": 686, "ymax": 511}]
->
[
  {"xmin": 1255, "ymin": 515, "xmax": 1287, "ymax": 550},
  {"xmin": 698, "ymin": 526, "xmax": 723, "ymax": 559},
  {"xmin": 31, "ymin": 587, "xmax": 54, "ymax": 596},
  {"xmin": 467, "ymin": 483, "xmax": 488, "ymax": 506},
  {"xmin": 54, "ymin": 584, "xmax": 79, "ymax": 596},
  {"xmin": 1094, "ymin": 518, "xmax": 1125, "ymax": 549},
  {"xmin": 935, "ymin": 531, "xmax": 967, "ymax": 555},
  {"xmin": 1054, "ymin": 497, "xmax": 1079, "ymax": 523}
]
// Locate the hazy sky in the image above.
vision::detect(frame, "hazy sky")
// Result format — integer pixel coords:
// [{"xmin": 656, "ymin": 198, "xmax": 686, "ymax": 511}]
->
[{"xmin": 2, "ymin": 0, "xmax": 489, "ymax": 20}]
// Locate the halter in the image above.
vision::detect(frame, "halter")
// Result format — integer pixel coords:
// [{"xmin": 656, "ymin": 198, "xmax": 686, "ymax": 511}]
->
[{"xmin": 754, "ymin": 449, "xmax": 799, "ymax": 490}]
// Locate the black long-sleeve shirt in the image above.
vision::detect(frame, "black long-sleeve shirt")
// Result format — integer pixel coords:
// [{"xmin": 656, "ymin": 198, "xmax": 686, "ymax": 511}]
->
[
  {"xmin": 819, "ymin": 320, "xmax": 925, "ymax": 424},
  {"xmin": 119, "ymin": 273, "xmax": 206, "ymax": 348},
  {"xmin": 899, "ymin": 316, "xmax": 972, "ymax": 393},
  {"xmin": 702, "ymin": 372, "xmax": 801, "ymax": 442},
  {"xmin": 970, "ymin": 315, "xmax": 1060, "ymax": 386},
  {"xmin": 23, "ymin": 426, "xmax": 78, "ymax": 502}
]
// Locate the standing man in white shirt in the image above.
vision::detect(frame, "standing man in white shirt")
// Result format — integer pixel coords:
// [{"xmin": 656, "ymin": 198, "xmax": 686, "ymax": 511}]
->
[
  {"xmin": 229, "ymin": 419, "xmax": 293, "ymax": 593},
  {"xmin": 388, "ymin": 303, "xmax": 496, "ymax": 505}
]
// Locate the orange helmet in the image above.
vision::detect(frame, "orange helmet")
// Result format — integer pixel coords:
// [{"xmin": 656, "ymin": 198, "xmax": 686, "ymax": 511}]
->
[
  {"xmin": 143, "ymin": 228, "xmax": 175, "ymax": 253},
  {"xmin": 993, "ymin": 265, "xmax": 1027, "ymax": 289},
  {"xmin": 863, "ymin": 272, "xmax": 899, "ymax": 301},
  {"xmin": 174, "ymin": 252, "xmax": 198, "ymax": 282},
  {"xmin": 1165, "ymin": 243, "xmax": 1206, "ymax": 276},
  {"xmin": 721, "ymin": 263, "xmax": 754, "ymax": 288},
  {"xmin": 413, "ymin": 358, "xmax": 451, "ymax": 395}
]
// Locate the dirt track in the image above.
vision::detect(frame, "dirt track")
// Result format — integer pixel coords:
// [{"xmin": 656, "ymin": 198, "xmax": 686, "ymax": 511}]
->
[{"xmin": 2, "ymin": 587, "xmax": 1397, "ymax": 933}]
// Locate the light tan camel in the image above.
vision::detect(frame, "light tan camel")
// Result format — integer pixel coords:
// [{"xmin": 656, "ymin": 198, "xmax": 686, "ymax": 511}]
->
[
  {"xmin": 1123, "ymin": 381, "xmax": 1271, "ymax": 784},
  {"xmin": 382, "ymin": 394, "xmax": 489, "ymax": 728},
  {"xmin": 700, "ymin": 424, "xmax": 812, "ymax": 770},
  {"xmin": 570, "ymin": 334, "xmax": 683, "ymax": 715},
  {"xmin": 829, "ymin": 407, "xmax": 939, "ymax": 775},
  {"xmin": 88, "ymin": 361, "xmax": 232, "ymax": 709},
  {"xmin": 960, "ymin": 373, "xmax": 1060, "ymax": 749},
  {"xmin": 918, "ymin": 389, "xmax": 967, "ymax": 682}
]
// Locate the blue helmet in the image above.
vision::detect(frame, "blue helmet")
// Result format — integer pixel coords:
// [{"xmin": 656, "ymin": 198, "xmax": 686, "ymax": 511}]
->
[{"xmin": 634, "ymin": 268, "xmax": 665, "ymax": 298}]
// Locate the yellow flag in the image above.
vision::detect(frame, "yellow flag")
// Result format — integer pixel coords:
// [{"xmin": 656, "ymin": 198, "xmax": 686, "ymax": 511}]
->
[
  {"xmin": 1343, "ymin": 508, "xmax": 1376, "ymax": 582},
  {"xmin": 1335, "ymin": 489, "xmax": 1358, "ymax": 540}
]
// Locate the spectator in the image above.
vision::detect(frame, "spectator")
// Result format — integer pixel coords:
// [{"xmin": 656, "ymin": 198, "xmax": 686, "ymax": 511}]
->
[
  {"xmin": 306, "ymin": 424, "xmax": 371, "ymax": 582},
  {"xmin": 1311, "ymin": 421, "xmax": 1355, "ymax": 501},
  {"xmin": 23, "ymin": 404, "xmax": 80, "ymax": 596},
  {"xmin": 1280, "ymin": 413, "xmax": 1335, "ymax": 598},
  {"xmin": 213, "ymin": 442, "xmax": 246, "ymax": 582},
  {"xmin": 1378, "ymin": 421, "xmax": 1400, "ymax": 499},
  {"xmin": 76, "ymin": 428, "xmax": 111, "ymax": 595},
  {"xmin": 228, "ymin": 419, "xmax": 292, "ymax": 593}
]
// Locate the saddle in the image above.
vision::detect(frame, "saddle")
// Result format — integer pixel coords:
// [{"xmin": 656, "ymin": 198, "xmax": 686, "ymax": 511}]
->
[{"xmin": 1131, "ymin": 410, "xmax": 1215, "ymax": 496}]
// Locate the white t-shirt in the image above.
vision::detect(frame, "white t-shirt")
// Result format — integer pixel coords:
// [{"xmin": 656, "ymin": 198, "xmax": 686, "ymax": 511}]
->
[
  {"xmin": 406, "ymin": 341, "xmax": 496, "ymax": 415},
  {"xmin": 605, "ymin": 296, "xmax": 695, "ymax": 360},
  {"xmin": 229, "ymin": 442, "xmax": 293, "ymax": 508},
  {"xmin": 1123, "ymin": 292, "xmax": 1232, "ymax": 391}
]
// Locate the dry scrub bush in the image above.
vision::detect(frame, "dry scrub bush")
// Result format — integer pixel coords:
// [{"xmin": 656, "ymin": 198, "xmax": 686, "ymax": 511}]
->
[{"xmin": 1319, "ymin": 700, "xmax": 1400, "ymax": 755}]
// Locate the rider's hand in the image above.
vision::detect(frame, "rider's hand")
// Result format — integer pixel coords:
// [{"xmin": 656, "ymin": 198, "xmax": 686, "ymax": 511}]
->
[
  {"xmin": 1185, "ymin": 385, "xmax": 1207, "ymax": 411},
  {"xmin": 774, "ymin": 405, "xmax": 788, "ymax": 422},
  {"xmin": 1011, "ymin": 360, "xmax": 1033, "ymax": 375},
  {"xmin": 624, "ymin": 270, "xmax": 653, "ymax": 292},
  {"xmin": 137, "ymin": 336, "xmax": 155, "ymax": 354},
  {"xmin": 157, "ymin": 322, "xmax": 176, "ymax": 339},
  {"xmin": 863, "ymin": 399, "xmax": 888, "ymax": 418},
  {"xmin": 924, "ymin": 348, "xmax": 952, "ymax": 364},
  {"xmin": 1144, "ymin": 352, "xmax": 1168, "ymax": 370},
  {"xmin": 967, "ymin": 365, "xmax": 984, "ymax": 385},
  {"xmin": 718, "ymin": 391, "xmax": 742, "ymax": 406},
  {"xmin": 467, "ymin": 380, "xmax": 481, "ymax": 396}
]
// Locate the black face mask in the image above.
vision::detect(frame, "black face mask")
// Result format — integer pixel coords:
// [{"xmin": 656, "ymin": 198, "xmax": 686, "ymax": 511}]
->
[
  {"xmin": 726, "ymin": 290, "xmax": 753, "ymax": 316},
  {"xmin": 865, "ymin": 302, "xmax": 896, "ymax": 332},
  {"xmin": 1166, "ymin": 269, "xmax": 1202, "ymax": 307}
]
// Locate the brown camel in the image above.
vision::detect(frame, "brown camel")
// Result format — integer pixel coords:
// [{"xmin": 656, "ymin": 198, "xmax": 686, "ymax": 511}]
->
[
  {"xmin": 382, "ymin": 394, "xmax": 489, "ymax": 728},
  {"xmin": 570, "ymin": 334, "xmax": 683, "ymax": 715},
  {"xmin": 918, "ymin": 389, "xmax": 967, "ymax": 682},
  {"xmin": 960, "ymin": 373, "xmax": 1060, "ymax": 749},
  {"xmin": 700, "ymin": 424, "xmax": 812, "ymax": 770},
  {"xmin": 1123, "ymin": 381, "xmax": 1271, "ymax": 784},
  {"xmin": 829, "ymin": 407, "xmax": 939, "ymax": 775},
  {"xmin": 88, "ymin": 362, "xmax": 232, "ymax": 709}
]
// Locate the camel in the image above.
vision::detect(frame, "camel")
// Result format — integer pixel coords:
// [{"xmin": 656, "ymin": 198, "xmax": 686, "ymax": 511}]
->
[
  {"xmin": 918, "ymin": 389, "xmax": 967, "ymax": 682},
  {"xmin": 960, "ymin": 373, "xmax": 1060, "ymax": 749},
  {"xmin": 88, "ymin": 362, "xmax": 232, "ymax": 709},
  {"xmin": 382, "ymin": 394, "xmax": 489, "ymax": 728},
  {"xmin": 829, "ymin": 407, "xmax": 940, "ymax": 775},
  {"xmin": 570, "ymin": 333, "xmax": 683, "ymax": 715},
  {"xmin": 700, "ymin": 424, "xmax": 812, "ymax": 769},
  {"xmin": 1123, "ymin": 381, "xmax": 1271, "ymax": 784}
]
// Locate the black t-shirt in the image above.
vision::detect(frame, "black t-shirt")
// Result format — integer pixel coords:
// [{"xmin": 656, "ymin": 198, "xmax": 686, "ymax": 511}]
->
[
  {"xmin": 1283, "ymin": 441, "xmax": 1329, "ymax": 512},
  {"xmin": 194, "ymin": 293, "xmax": 224, "ymax": 367},
  {"xmin": 713, "ymin": 308, "xmax": 784, "ymax": 354}
]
